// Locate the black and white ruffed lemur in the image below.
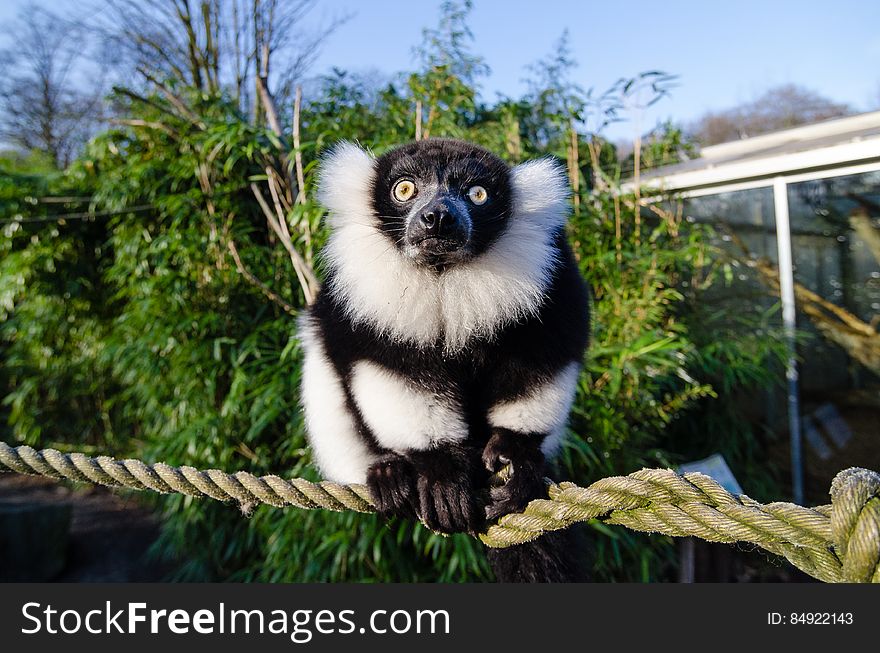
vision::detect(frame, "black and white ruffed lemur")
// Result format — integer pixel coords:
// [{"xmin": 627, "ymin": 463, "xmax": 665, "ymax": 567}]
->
[{"xmin": 299, "ymin": 138, "xmax": 590, "ymax": 582}]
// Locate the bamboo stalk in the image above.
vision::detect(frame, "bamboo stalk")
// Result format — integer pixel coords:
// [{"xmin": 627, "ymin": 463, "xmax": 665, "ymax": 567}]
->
[
  {"xmin": 251, "ymin": 182, "xmax": 318, "ymax": 305},
  {"xmin": 293, "ymin": 85, "xmax": 306, "ymax": 204},
  {"xmin": 568, "ymin": 119, "xmax": 580, "ymax": 216}
]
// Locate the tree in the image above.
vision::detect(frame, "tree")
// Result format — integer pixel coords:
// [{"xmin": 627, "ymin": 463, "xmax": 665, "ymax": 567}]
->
[
  {"xmin": 689, "ymin": 84, "xmax": 852, "ymax": 146},
  {"xmin": 0, "ymin": 6, "xmax": 104, "ymax": 168},
  {"xmin": 522, "ymin": 30, "xmax": 585, "ymax": 151},
  {"xmin": 93, "ymin": 0, "xmax": 347, "ymax": 119},
  {"xmin": 414, "ymin": 0, "xmax": 489, "ymax": 87}
]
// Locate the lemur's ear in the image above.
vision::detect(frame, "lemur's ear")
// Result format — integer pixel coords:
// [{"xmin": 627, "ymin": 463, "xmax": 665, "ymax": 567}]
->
[
  {"xmin": 510, "ymin": 158, "xmax": 571, "ymax": 230},
  {"xmin": 317, "ymin": 142, "xmax": 376, "ymax": 221}
]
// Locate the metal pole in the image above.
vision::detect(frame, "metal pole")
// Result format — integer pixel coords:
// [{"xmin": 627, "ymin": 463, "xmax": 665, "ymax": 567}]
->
[
  {"xmin": 679, "ymin": 538, "xmax": 695, "ymax": 583},
  {"xmin": 772, "ymin": 176, "xmax": 804, "ymax": 504}
]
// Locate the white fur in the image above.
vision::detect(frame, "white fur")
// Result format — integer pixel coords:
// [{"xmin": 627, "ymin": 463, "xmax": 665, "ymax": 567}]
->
[
  {"xmin": 298, "ymin": 316, "xmax": 376, "ymax": 483},
  {"xmin": 316, "ymin": 141, "xmax": 378, "ymax": 225},
  {"xmin": 543, "ymin": 423, "xmax": 569, "ymax": 458},
  {"xmin": 317, "ymin": 143, "xmax": 570, "ymax": 352},
  {"xmin": 488, "ymin": 362, "xmax": 581, "ymax": 456},
  {"xmin": 350, "ymin": 360, "xmax": 468, "ymax": 451},
  {"xmin": 508, "ymin": 158, "xmax": 571, "ymax": 230}
]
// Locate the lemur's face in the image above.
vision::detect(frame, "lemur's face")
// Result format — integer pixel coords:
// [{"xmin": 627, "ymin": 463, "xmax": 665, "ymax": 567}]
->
[
  {"xmin": 318, "ymin": 139, "xmax": 570, "ymax": 348},
  {"xmin": 371, "ymin": 140, "xmax": 513, "ymax": 268}
]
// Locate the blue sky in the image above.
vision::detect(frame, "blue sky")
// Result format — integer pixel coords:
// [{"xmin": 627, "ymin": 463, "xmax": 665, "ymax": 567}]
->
[{"xmin": 3, "ymin": 0, "xmax": 879, "ymax": 140}]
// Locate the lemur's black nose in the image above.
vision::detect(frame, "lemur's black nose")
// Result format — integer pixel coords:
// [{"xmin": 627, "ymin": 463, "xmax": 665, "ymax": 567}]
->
[{"xmin": 421, "ymin": 209, "xmax": 454, "ymax": 237}]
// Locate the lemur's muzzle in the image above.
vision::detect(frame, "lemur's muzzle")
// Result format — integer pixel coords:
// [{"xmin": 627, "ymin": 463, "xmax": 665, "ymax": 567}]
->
[
  {"xmin": 420, "ymin": 205, "xmax": 455, "ymax": 238},
  {"xmin": 408, "ymin": 193, "xmax": 471, "ymax": 257}
]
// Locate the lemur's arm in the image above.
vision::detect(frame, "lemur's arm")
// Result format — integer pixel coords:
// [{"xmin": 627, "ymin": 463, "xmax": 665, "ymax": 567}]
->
[
  {"xmin": 363, "ymin": 356, "xmax": 582, "ymax": 530},
  {"xmin": 350, "ymin": 359, "xmax": 485, "ymax": 535},
  {"xmin": 482, "ymin": 361, "xmax": 581, "ymax": 519}
]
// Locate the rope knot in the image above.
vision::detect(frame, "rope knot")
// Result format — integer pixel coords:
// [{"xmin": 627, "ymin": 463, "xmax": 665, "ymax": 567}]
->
[{"xmin": 830, "ymin": 467, "xmax": 880, "ymax": 583}]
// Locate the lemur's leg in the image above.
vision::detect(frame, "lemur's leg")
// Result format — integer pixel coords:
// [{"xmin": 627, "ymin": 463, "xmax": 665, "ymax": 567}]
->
[
  {"xmin": 483, "ymin": 362, "xmax": 580, "ymax": 519},
  {"xmin": 483, "ymin": 361, "xmax": 586, "ymax": 582},
  {"xmin": 299, "ymin": 318, "xmax": 377, "ymax": 484},
  {"xmin": 350, "ymin": 360, "xmax": 483, "ymax": 534},
  {"xmin": 482, "ymin": 429, "xmax": 547, "ymax": 520}
]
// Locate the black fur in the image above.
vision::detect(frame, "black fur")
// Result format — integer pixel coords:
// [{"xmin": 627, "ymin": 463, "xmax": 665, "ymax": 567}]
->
[
  {"xmin": 309, "ymin": 139, "xmax": 591, "ymax": 581},
  {"xmin": 487, "ymin": 529, "xmax": 588, "ymax": 583}
]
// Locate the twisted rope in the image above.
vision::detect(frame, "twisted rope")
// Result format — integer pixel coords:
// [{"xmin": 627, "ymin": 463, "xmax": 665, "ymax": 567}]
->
[{"xmin": 2, "ymin": 441, "xmax": 878, "ymax": 583}]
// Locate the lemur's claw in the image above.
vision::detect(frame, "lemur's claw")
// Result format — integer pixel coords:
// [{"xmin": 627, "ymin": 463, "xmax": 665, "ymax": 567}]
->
[{"xmin": 482, "ymin": 430, "xmax": 547, "ymax": 521}]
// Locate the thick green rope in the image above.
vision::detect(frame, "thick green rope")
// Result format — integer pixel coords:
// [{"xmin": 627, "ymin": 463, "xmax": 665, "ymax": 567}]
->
[{"xmin": 1, "ymin": 441, "xmax": 878, "ymax": 583}]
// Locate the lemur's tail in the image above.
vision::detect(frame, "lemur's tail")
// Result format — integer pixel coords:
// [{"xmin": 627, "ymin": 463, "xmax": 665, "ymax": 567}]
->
[{"xmin": 486, "ymin": 528, "xmax": 587, "ymax": 583}]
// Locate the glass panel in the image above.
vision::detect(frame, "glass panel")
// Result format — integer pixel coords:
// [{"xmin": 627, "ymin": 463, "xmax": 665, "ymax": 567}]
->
[
  {"xmin": 787, "ymin": 171, "xmax": 880, "ymax": 495},
  {"xmin": 685, "ymin": 186, "xmax": 779, "ymax": 308},
  {"xmin": 683, "ymin": 187, "xmax": 789, "ymax": 486}
]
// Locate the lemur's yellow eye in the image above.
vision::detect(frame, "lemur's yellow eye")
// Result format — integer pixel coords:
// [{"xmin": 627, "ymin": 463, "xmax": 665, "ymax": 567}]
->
[
  {"xmin": 392, "ymin": 179, "xmax": 417, "ymax": 202},
  {"xmin": 468, "ymin": 185, "xmax": 488, "ymax": 205}
]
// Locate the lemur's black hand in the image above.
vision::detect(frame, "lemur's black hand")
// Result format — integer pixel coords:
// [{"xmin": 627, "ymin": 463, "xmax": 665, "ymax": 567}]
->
[
  {"xmin": 367, "ymin": 446, "xmax": 483, "ymax": 535},
  {"xmin": 482, "ymin": 428, "xmax": 547, "ymax": 521},
  {"xmin": 410, "ymin": 445, "xmax": 484, "ymax": 535},
  {"xmin": 366, "ymin": 453, "xmax": 420, "ymax": 521}
]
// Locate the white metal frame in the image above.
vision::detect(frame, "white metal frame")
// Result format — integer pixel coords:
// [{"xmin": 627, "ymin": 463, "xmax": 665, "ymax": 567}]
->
[
  {"xmin": 698, "ymin": 110, "xmax": 880, "ymax": 161},
  {"xmin": 669, "ymin": 160, "xmax": 880, "ymax": 200},
  {"xmin": 772, "ymin": 177, "xmax": 804, "ymax": 505},
  {"xmin": 639, "ymin": 140, "xmax": 880, "ymax": 192}
]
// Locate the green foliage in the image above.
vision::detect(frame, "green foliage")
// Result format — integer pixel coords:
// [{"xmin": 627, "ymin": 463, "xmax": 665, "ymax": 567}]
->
[
  {"xmin": 623, "ymin": 120, "xmax": 698, "ymax": 172},
  {"xmin": 0, "ymin": 4, "xmax": 790, "ymax": 582},
  {"xmin": 414, "ymin": 0, "xmax": 490, "ymax": 86},
  {"xmin": 523, "ymin": 30, "xmax": 585, "ymax": 151}
]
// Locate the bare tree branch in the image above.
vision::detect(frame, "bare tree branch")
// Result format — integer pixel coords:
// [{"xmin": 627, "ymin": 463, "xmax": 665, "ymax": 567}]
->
[
  {"xmin": 109, "ymin": 117, "xmax": 179, "ymax": 138},
  {"xmin": 136, "ymin": 67, "xmax": 205, "ymax": 128},
  {"xmin": 0, "ymin": 6, "xmax": 105, "ymax": 166},
  {"xmin": 292, "ymin": 85, "xmax": 306, "ymax": 204}
]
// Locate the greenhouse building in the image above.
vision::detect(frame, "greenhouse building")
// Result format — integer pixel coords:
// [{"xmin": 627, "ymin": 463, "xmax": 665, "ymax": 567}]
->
[{"xmin": 641, "ymin": 111, "xmax": 880, "ymax": 504}]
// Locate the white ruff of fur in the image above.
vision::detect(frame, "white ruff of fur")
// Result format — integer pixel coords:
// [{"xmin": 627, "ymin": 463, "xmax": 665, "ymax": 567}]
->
[{"xmin": 318, "ymin": 143, "xmax": 570, "ymax": 352}]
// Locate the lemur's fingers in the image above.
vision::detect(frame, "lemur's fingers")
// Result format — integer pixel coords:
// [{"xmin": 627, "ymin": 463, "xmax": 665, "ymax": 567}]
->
[
  {"xmin": 485, "ymin": 460, "xmax": 546, "ymax": 521},
  {"xmin": 393, "ymin": 444, "xmax": 485, "ymax": 534},
  {"xmin": 366, "ymin": 454, "xmax": 417, "ymax": 519},
  {"xmin": 457, "ymin": 485, "xmax": 483, "ymax": 534},
  {"xmin": 418, "ymin": 477, "xmax": 459, "ymax": 533},
  {"xmin": 431, "ymin": 483, "xmax": 455, "ymax": 533},
  {"xmin": 447, "ymin": 483, "xmax": 478, "ymax": 534},
  {"xmin": 416, "ymin": 475, "xmax": 439, "ymax": 530},
  {"xmin": 481, "ymin": 437, "xmax": 506, "ymax": 472},
  {"xmin": 482, "ymin": 428, "xmax": 531, "ymax": 472},
  {"xmin": 419, "ymin": 479, "xmax": 481, "ymax": 534}
]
